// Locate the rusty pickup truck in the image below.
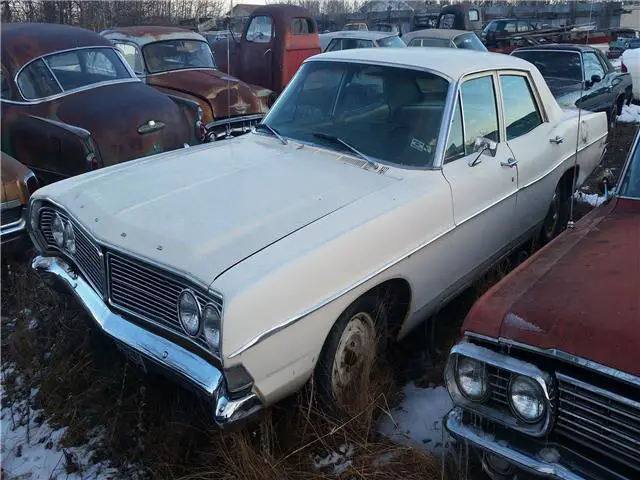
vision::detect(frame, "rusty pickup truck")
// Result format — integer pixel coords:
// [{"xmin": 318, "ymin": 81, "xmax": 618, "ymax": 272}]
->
[{"xmin": 210, "ymin": 4, "xmax": 320, "ymax": 95}]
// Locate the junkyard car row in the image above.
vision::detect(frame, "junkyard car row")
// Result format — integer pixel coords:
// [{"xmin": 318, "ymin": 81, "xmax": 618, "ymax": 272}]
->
[{"xmin": 1, "ymin": 9, "xmax": 638, "ymax": 480}]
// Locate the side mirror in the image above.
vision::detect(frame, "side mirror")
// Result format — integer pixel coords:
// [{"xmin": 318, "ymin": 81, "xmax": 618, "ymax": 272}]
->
[
  {"xmin": 591, "ymin": 74, "xmax": 602, "ymax": 84},
  {"xmin": 474, "ymin": 136, "xmax": 498, "ymax": 157}
]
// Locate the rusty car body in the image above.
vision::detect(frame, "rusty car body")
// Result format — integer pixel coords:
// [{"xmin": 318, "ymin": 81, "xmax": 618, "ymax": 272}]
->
[
  {"xmin": 102, "ymin": 26, "xmax": 272, "ymax": 141},
  {"xmin": 210, "ymin": 4, "xmax": 321, "ymax": 95},
  {"xmin": 1, "ymin": 23, "xmax": 201, "ymax": 185},
  {"xmin": 444, "ymin": 127, "xmax": 640, "ymax": 479},
  {"xmin": 1, "ymin": 152, "xmax": 39, "ymax": 254}
]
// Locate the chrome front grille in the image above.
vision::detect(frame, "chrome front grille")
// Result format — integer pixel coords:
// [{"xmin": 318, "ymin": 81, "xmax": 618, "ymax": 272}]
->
[
  {"xmin": 107, "ymin": 252, "xmax": 212, "ymax": 346},
  {"xmin": 487, "ymin": 365, "xmax": 510, "ymax": 407},
  {"xmin": 556, "ymin": 373, "xmax": 640, "ymax": 474},
  {"xmin": 40, "ymin": 208, "xmax": 105, "ymax": 294}
]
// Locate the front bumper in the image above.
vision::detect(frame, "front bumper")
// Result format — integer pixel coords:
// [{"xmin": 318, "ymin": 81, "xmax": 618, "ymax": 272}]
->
[
  {"xmin": 445, "ymin": 408, "xmax": 584, "ymax": 480},
  {"xmin": 1, "ymin": 215, "xmax": 30, "ymax": 255},
  {"xmin": 32, "ymin": 255, "xmax": 262, "ymax": 429}
]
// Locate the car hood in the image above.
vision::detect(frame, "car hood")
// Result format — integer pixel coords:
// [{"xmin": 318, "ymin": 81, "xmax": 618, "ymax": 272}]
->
[
  {"xmin": 146, "ymin": 69, "xmax": 271, "ymax": 122},
  {"xmin": 39, "ymin": 134, "xmax": 397, "ymax": 287},
  {"xmin": 464, "ymin": 199, "xmax": 640, "ymax": 377}
]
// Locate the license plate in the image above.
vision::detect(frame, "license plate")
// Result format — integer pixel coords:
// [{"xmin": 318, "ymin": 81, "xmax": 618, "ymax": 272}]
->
[{"xmin": 115, "ymin": 341, "xmax": 147, "ymax": 374}]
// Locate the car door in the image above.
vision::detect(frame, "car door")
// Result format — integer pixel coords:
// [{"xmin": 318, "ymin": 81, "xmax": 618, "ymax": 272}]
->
[
  {"xmin": 578, "ymin": 50, "xmax": 611, "ymax": 114},
  {"xmin": 498, "ymin": 71, "xmax": 556, "ymax": 238},
  {"xmin": 441, "ymin": 73, "xmax": 518, "ymax": 280},
  {"xmin": 239, "ymin": 15, "xmax": 275, "ymax": 91}
]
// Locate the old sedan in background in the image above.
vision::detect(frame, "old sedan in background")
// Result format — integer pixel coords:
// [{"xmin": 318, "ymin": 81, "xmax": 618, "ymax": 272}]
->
[
  {"xmin": 403, "ymin": 28, "xmax": 487, "ymax": 51},
  {"xmin": 622, "ymin": 47, "xmax": 640, "ymax": 102},
  {"xmin": 29, "ymin": 48, "xmax": 606, "ymax": 428},
  {"xmin": 444, "ymin": 126, "xmax": 640, "ymax": 480},
  {"xmin": 512, "ymin": 45, "xmax": 633, "ymax": 129},
  {"xmin": 320, "ymin": 31, "xmax": 406, "ymax": 52},
  {"xmin": 102, "ymin": 26, "xmax": 272, "ymax": 141},
  {"xmin": 1, "ymin": 23, "xmax": 202, "ymax": 185},
  {"xmin": 1, "ymin": 152, "xmax": 39, "ymax": 255}
]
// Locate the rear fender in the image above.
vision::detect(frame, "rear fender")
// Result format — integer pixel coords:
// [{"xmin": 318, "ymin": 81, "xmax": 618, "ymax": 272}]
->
[{"xmin": 6, "ymin": 115, "xmax": 102, "ymax": 185}]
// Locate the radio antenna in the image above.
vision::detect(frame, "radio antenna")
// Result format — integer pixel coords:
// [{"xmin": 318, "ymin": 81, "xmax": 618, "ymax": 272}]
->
[
  {"xmin": 567, "ymin": 0, "xmax": 595, "ymax": 229},
  {"xmin": 226, "ymin": 0, "xmax": 233, "ymax": 139}
]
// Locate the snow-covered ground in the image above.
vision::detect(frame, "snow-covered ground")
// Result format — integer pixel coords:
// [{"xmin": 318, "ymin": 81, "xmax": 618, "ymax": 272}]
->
[
  {"xmin": 1, "ymin": 367, "xmax": 116, "ymax": 480},
  {"xmin": 378, "ymin": 382, "xmax": 453, "ymax": 456},
  {"xmin": 617, "ymin": 103, "xmax": 640, "ymax": 124},
  {"xmin": 573, "ymin": 191, "xmax": 608, "ymax": 208}
]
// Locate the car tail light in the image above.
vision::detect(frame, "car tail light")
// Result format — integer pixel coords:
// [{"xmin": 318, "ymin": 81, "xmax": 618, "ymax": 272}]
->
[
  {"xmin": 86, "ymin": 152, "xmax": 99, "ymax": 170},
  {"xmin": 621, "ymin": 62, "xmax": 628, "ymax": 73}
]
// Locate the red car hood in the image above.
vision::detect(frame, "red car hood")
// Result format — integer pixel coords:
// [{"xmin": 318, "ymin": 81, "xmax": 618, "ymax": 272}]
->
[
  {"xmin": 464, "ymin": 198, "xmax": 640, "ymax": 377},
  {"xmin": 146, "ymin": 68, "xmax": 270, "ymax": 122}
]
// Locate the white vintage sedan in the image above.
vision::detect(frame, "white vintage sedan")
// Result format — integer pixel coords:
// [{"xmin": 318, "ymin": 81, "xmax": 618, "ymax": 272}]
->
[{"xmin": 28, "ymin": 48, "xmax": 607, "ymax": 428}]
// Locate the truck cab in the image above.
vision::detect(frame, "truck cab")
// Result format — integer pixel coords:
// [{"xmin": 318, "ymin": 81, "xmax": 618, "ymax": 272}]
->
[{"xmin": 212, "ymin": 4, "xmax": 320, "ymax": 95}]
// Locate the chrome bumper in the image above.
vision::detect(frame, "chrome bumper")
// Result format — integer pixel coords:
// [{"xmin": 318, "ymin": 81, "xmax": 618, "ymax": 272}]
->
[
  {"xmin": 444, "ymin": 408, "xmax": 584, "ymax": 480},
  {"xmin": 1, "ymin": 215, "xmax": 27, "ymax": 245},
  {"xmin": 32, "ymin": 255, "xmax": 261, "ymax": 429}
]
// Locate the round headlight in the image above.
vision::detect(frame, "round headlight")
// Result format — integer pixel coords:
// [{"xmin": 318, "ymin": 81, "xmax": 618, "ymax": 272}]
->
[
  {"xmin": 63, "ymin": 220, "xmax": 76, "ymax": 254},
  {"xmin": 509, "ymin": 375, "xmax": 546, "ymax": 423},
  {"xmin": 51, "ymin": 213, "xmax": 65, "ymax": 248},
  {"xmin": 202, "ymin": 304, "xmax": 221, "ymax": 351},
  {"xmin": 178, "ymin": 290, "xmax": 201, "ymax": 336},
  {"xmin": 455, "ymin": 356, "xmax": 488, "ymax": 401}
]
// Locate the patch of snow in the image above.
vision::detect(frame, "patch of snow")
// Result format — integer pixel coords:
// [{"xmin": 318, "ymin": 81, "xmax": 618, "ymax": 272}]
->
[
  {"xmin": 617, "ymin": 103, "xmax": 640, "ymax": 124},
  {"xmin": 312, "ymin": 443, "xmax": 354, "ymax": 475},
  {"xmin": 573, "ymin": 191, "xmax": 606, "ymax": 207},
  {"xmin": 1, "ymin": 366, "xmax": 117, "ymax": 480},
  {"xmin": 503, "ymin": 313, "xmax": 543, "ymax": 333},
  {"xmin": 610, "ymin": 57, "xmax": 622, "ymax": 71},
  {"xmin": 378, "ymin": 383, "xmax": 453, "ymax": 455}
]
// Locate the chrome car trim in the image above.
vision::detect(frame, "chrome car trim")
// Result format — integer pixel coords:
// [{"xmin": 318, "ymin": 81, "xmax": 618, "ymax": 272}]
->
[
  {"xmin": 498, "ymin": 338, "xmax": 640, "ymax": 389},
  {"xmin": 444, "ymin": 407, "xmax": 584, "ymax": 480},
  {"xmin": 445, "ymin": 341, "xmax": 555, "ymax": 437},
  {"xmin": 1, "ymin": 199, "xmax": 22, "ymax": 211},
  {"xmin": 519, "ymin": 132, "xmax": 607, "ymax": 192},
  {"xmin": 31, "ymin": 255, "xmax": 260, "ymax": 428},
  {"xmin": 28, "ymin": 197, "xmax": 224, "ymax": 300},
  {"xmin": 29, "ymin": 115, "xmax": 91, "ymax": 137},
  {"xmin": 2, "ymin": 78, "xmax": 141, "ymax": 106},
  {"xmin": 464, "ymin": 332, "xmax": 640, "ymax": 389},
  {"xmin": 205, "ymin": 113, "xmax": 266, "ymax": 130},
  {"xmin": 227, "ymin": 223, "xmax": 456, "ymax": 359},
  {"xmin": 0, "ymin": 216, "xmax": 26, "ymax": 241}
]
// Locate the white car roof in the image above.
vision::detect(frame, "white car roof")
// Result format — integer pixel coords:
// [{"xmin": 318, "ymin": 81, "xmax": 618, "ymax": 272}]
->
[{"xmin": 310, "ymin": 47, "xmax": 535, "ymax": 81}]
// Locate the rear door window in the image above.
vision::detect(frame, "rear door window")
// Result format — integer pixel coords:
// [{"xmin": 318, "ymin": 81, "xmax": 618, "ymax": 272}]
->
[
  {"xmin": 16, "ymin": 59, "xmax": 62, "ymax": 99},
  {"xmin": 500, "ymin": 74, "xmax": 542, "ymax": 140}
]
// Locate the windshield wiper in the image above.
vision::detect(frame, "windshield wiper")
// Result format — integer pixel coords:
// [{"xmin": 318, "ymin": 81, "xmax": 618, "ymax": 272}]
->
[
  {"xmin": 255, "ymin": 123, "xmax": 287, "ymax": 145},
  {"xmin": 312, "ymin": 132, "xmax": 379, "ymax": 169}
]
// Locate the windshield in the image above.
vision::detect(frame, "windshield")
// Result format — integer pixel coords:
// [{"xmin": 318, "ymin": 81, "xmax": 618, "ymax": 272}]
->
[
  {"xmin": 511, "ymin": 50, "xmax": 582, "ymax": 81},
  {"xmin": 377, "ymin": 36, "xmax": 406, "ymax": 48},
  {"xmin": 16, "ymin": 47, "xmax": 132, "ymax": 100},
  {"xmin": 262, "ymin": 61, "xmax": 450, "ymax": 168},
  {"xmin": 142, "ymin": 40, "xmax": 215, "ymax": 74},
  {"xmin": 454, "ymin": 33, "xmax": 488, "ymax": 51},
  {"xmin": 618, "ymin": 136, "xmax": 640, "ymax": 199}
]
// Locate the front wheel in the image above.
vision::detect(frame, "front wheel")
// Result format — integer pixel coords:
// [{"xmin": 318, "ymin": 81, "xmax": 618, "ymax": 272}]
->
[{"xmin": 315, "ymin": 294, "xmax": 388, "ymax": 412}]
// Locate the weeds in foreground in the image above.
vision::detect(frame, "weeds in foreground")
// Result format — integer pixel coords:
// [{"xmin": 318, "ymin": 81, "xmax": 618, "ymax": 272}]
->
[{"xmin": 1, "ymin": 261, "xmax": 449, "ymax": 480}]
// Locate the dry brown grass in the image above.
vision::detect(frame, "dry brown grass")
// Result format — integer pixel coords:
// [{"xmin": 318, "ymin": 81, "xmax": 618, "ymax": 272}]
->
[{"xmin": 1, "ymin": 260, "xmax": 454, "ymax": 480}]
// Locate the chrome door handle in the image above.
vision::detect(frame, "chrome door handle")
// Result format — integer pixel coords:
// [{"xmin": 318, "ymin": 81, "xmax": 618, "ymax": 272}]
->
[
  {"xmin": 550, "ymin": 135, "xmax": 564, "ymax": 144},
  {"xmin": 501, "ymin": 157, "xmax": 518, "ymax": 168},
  {"xmin": 264, "ymin": 48, "xmax": 272, "ymax": 57}
]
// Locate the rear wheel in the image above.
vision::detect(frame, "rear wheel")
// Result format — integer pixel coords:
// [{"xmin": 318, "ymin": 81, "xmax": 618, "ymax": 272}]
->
[
  {"xmin": 540, "ymin": 183, "xmax": 568, "ymax": 245},
  {"xmin": 315, "ymin": 294, "xmax": 387, "ymax": 412}
]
